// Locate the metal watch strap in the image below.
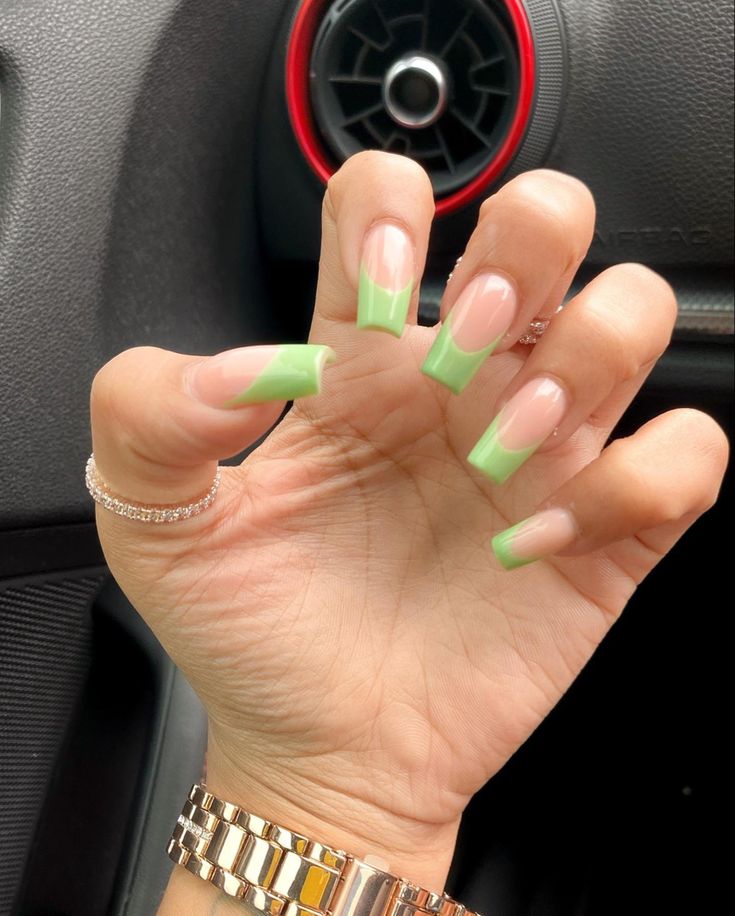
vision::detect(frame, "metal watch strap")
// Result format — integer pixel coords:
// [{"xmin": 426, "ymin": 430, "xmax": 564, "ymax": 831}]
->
[{"xmin": 167, "ymin": 785, "xmax": 481, "ymax": 916}]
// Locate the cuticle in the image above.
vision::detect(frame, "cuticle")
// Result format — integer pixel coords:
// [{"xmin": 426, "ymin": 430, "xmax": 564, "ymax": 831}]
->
[
  {"xmin": 363, "ymin": 216, "xmax": 416, "ymax": 251},
  {"xmin": 440, "ymin": 267, "xmax": 519, "ymax": 326},
  {"xmin": 493, "ymin": 373, "xmax": 571, "ymax": 420},
  {"xmin": 361, "ymin": 218, "xmax": 418, "ymax": 285},
  {"xmin": 532, "ymin": 373, "xmax": 572, "ymax": 410},
  {"xmin": 538, "ymin": 502, "xmax": 583, "ymax": 538},
  {"xmin": 181, "ymin": 359, "xmax": 208, "ymax": 401}
]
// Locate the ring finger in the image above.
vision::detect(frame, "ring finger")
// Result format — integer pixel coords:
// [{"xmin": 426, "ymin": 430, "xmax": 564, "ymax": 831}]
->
[{"xmin": 467, "ymin": 262, "xmax": 677, "ymax": 484}]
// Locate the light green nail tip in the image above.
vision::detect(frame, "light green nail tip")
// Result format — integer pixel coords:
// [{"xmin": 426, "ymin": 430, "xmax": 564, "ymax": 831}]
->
[
  {"xmin": 357, "ymin": 266, "xmax": 412, "ymax": 337},
  {"xmin": 421, "ymin": 319, "xmax": 500, "ymax": 394},
  {"xmin": 492, "ymin": 522, "xmax": 537, "ymax": 571},
  {"xmin": 467, "ymin": 415, "xmax": 538, "ymax": 484},
  {"xmin": 224, "ymin": 345, "xmax": 335, "ymax": 407}
]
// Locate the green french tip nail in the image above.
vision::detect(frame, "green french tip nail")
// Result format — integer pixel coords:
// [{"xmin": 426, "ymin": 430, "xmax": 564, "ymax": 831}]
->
[
  {"xmin": 491, "ymin": 523, "xmax": 536, "ymax": 570},
  {"xmin": 357, "ymin": 267, "xmax": 412, "ymax": 337},
  {"xmin": 467, "ymin": 415, "xmax": 538, "ymax": 484},
  {"xmin": 224, "ymin": 345, "xmax": 335, "ymax": 407},
  {"xmin": 421, "ymin": 320, "xmax": 501, "ymax": 394}
]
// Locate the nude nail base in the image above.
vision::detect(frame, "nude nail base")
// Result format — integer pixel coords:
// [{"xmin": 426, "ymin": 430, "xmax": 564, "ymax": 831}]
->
[
  {"xmin": 422, "ymin": 273, "xmax": 517, "ymax": 393},
  {"xmin": 225, "ymin": 345, "xmax": 336, "ymax": 407},
  {"xmin": 190, "ymin": 344, "xmax": 335, "ymax": 409},
  {"xmin": 468, "ymin": 378, "xmax": 568, "ymax": 483},
  {"xmin": 492, "ymin": 508, "xmax": 577, "ymax": 570}
]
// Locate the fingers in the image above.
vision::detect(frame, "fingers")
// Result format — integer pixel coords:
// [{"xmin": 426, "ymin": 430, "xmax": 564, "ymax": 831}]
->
[
  {"xmin": 421, "ymin": 170, "xmax": 595, "ymax": 393},
  {"xmin": 491, "ymin": 409, "xmax": 729, "ymax": 571},
  {"xmin": 468, "ymin": 263, "xmax": 677, "ymax": 483},
  {"xmin": 90, "ymin": 343, "xmax": 334, "ymax": 520},
  {"xmin": 311, "ymin": 151, "xmax": 435, "ymax": 340}
]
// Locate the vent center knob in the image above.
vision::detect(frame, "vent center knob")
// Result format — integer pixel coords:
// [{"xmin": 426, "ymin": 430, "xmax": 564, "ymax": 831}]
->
[{"xmin": 383, "ymin": 55, "xmax": 449, "ymax": 129}]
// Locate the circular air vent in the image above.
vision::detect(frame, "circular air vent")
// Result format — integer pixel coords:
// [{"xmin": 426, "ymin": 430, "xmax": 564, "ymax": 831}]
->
[{"xmin": 286, "ymin": 0, "xmax": 536, "ymax": 216}]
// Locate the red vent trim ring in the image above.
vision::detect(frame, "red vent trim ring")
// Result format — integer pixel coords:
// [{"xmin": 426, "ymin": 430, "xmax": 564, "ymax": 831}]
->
[{"xmin": 285, "ymin": 0, "xmax": 536, "ymax": 216}]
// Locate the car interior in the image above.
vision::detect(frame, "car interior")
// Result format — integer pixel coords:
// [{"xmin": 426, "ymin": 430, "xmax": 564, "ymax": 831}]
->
[{"xmin": 0, "ymin": 0, "xmax": 732, "ymax": 913}]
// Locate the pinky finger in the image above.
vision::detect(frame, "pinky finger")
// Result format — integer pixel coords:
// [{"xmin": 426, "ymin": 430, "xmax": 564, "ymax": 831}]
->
[{"xmin": 491, "ymin": 409, "xmax": 729, "ymax": 574}]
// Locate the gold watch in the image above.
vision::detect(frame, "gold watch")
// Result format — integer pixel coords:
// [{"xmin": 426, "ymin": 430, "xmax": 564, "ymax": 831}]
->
[{"xmin": 167, "ymin": 785, "xmax": 481, "ymax": 916}]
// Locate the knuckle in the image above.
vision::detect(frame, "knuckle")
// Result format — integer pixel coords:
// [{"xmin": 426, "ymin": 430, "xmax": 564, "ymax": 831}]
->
[
  {"xmin": 575, "ymin": 304, "xmax": 641, "ymax": 382},
  {"xmin": 325, "ymin": 155, "xmax": 359, "ymax": 200},
  {"xmin": 672, "ymin": 409, "xmax": 730, "ymax": 509},
  {"xmin": 91, "ymin": 347, "xmax": 159, "ymax": 432},
  {"xmin": 658, "ymin": 495, "xmax": 691, "ymax": 525},
  {"xmin": 91, "ymin": 363, "xmax": 115, "ymax": 415},
  {"xmin": 614, "ymin": 261, "xmax": 669, "ymax": 289},
  {"xmin": 386, "ymin": 151, "xmax": 432, "ymax": 184},
  {"xmin": 532, "ymin": 167, "xmax": 593, "ymax": 192},
  {"xmin": 484, "ymin": 170, "xmax": 595, "ymax": 263},
  {"xmin": 478, "ymin": 190, "xmax": 500, "ymax": 222},
  {"xmin": 612, "ymin": 263, "xmax": 678, "ymax": 323},
  {"xmin": 507, "ymin": 169, "xmax": 594, "ymax": 217},
  {"xmin": 588, "ymin": 263, "xmax": 677, "ymax": 361},
  {"xmin": 349, "ymin": 149, "xmax": 396, "ymax": 173},
  {"xmin": 666, "ymin": 407, "xmax": 725, "ymax": 451},
  {"xmin": 529, "ymin": 169, "xmax": 596, "ymax": 216},
  {"xmin": 91, "ymin": 353, "xmax": 126, "ymax": 414},
  {"xmin": 328, "ymin": 151, "xmax": 432, "ymax": 199},
  {"xmin": 329, "ymin": 149, "xmax": 382, "ymax": 186},
  {"xmin": 605, "ymin": 440, "xmax": 661, "ymax": 515},
  {"xmin": 504, "ymin": 174, "xmax": 573, "ymax": 229},
  {"xmin": 322, "ymin": 185, "xmax": 337, "ymax": 224},
  {"xmin": 605, "ymin": 411, "xmax": 729, "ymax": 527}
]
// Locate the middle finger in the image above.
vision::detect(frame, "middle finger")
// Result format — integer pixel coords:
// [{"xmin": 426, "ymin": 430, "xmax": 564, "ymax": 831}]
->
[
  {"xmin": 467, "ymin": 263, "xmax": 677, "ymax": 484},
  {"xmin": 421, "ymin": 170, "xmax": 596, "ymax": 394}
]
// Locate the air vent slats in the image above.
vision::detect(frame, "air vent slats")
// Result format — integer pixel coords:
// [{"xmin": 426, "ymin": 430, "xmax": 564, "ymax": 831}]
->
[
  {"xmin": 328, "ymin": 74, "xmax": 384, "ymax": 85},
  {"xmin": 438, "ymin": 9, "xmax": 474, "ymax": 59},
  {"xmin": 310, "ymin": 0, "xmax": 520, "ymax": 197},
  {"xmin": 340, "ymin": 99, "xmax": 384, "ymax": 127}
]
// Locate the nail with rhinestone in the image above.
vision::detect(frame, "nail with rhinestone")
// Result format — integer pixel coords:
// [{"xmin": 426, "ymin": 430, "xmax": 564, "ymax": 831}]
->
[{"xmin": 422, "ymin": 273, "xmax": 517, "ymax": 394}]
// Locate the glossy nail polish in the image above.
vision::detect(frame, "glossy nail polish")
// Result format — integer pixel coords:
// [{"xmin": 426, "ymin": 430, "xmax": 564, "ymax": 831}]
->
[
  {"xmin": 422, "ymin": 273, "xmax": 517, "ymax": 394},
  {"xmin": 492, "ymin": 508, "xmax": 577, "ymax": 570},
  {"xmin": 357, "ymin": 222, "xmax": 414, "ymax": 337},
  {"xmin": 189, "ymin": 344, "xmax": 335, "ymax": 408},
  {"xmin": 468, "ymin": 377, "xmax": 568, "ymax": 483}
]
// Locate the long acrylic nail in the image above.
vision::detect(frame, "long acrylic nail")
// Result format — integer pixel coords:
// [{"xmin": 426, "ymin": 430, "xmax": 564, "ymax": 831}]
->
[
  {"xmin": 468, "ymin": 377, "xmax": 568, "ymax": 483},
  {"xmin": 357, "ymin": 222, "xmax": 414, "ymax": 337},
  {"xmin": 189, "ymin": 344, "xmax": 335, "ymax": 408},
  {"xmin": 422, "ymin": 273, "xmax": 517, "ymax": 393},
  {"xmin": 492, "ymin": 508, "xmax": 578, "ymax": 570}
]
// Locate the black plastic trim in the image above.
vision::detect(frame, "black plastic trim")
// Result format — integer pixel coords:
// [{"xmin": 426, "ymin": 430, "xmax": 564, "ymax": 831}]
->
[{"xmin": 99, "ymin": 586, "xmax": 208, "ymax": 916}]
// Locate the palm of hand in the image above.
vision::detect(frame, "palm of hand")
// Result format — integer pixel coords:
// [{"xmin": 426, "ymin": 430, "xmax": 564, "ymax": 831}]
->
[
  {"xmin": 93, "ymin": 161, "xmax": 726, "ymax": 893},
  {"xmin": 121, "ymin": 324, "xmax": 632, "ymax": 831}
]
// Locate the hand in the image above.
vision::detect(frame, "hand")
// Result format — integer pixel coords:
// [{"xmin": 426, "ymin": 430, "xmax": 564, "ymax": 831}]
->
[{"xmin": 90, "ymin": 154, "xmax": 727, "ymax": 895}]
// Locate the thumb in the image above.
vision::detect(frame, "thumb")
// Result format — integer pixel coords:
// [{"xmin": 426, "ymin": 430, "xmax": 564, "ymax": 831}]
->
[{"xmin": 90, "ymin": 343, "xmax": 334, "ymax": 528}]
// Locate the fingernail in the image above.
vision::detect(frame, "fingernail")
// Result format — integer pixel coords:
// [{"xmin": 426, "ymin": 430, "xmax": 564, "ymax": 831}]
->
[
  {"xmin": 492, "ymin": 507, "xmax": 577, "ymax": 570},
  {"xmin": 188, "ymin": 344, "xmax": 336, "ymax": 408},
  {"xmin": 357, "ymin": 222, "xmax": 414, "ymax": 337},
  {"xmin": 468, "ymin": 377, "xmax": 568, "ymax": 483},
  {"xmin": 422, "ymin": 273, "xmax": 517, "ymax": 393}
]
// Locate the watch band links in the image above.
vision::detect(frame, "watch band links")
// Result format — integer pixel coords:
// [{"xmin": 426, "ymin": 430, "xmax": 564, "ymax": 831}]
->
[{"xmin": 167, "ymin": 785, "xmax": 481, "ymax": 916}]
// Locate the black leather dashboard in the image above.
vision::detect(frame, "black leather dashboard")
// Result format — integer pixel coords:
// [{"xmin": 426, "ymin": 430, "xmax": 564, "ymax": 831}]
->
[
  {"xmin": 0, "ymin": 1, "xmax": 732, "ymax": 913},
  {"xmin": 0, "ymin": 0, "xmax": 732, "ymax": 528}
]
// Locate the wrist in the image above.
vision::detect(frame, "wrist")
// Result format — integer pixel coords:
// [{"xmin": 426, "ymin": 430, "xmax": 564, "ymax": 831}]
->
[{"xmin": 203, "ymin": 730, "xmax": 460, "ymax": 892}]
